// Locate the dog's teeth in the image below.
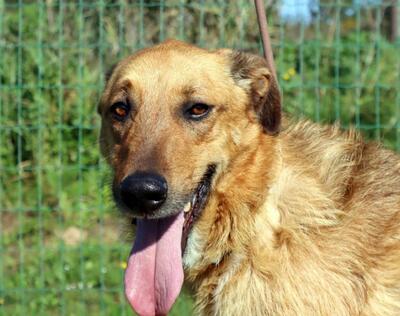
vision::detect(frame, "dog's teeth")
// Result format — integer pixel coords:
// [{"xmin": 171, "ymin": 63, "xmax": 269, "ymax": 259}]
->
[{"xmin": 184, "ymin": 202, "xmax": 191, "ymax": 213}]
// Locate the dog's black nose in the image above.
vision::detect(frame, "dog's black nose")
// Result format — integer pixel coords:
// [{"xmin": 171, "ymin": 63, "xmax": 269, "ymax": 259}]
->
[{"xmin": 119, "ymin": 171, "xmax": 168, "ymax": 213}]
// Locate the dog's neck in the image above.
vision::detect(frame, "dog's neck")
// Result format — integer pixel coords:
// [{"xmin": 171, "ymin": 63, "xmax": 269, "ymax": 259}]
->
[
  {"xmin": 184, "ymin": 131, "xmax": 280, "ymax": 278},
  {"xmin": 184, "ymin": 122, "xmax": 357, "ymax": 296}
]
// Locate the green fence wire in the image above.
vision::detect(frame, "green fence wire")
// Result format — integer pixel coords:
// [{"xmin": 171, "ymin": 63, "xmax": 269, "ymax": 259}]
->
[{"xmin": 0, "ymin": 0, "xmax": 399, "ymax": 315}]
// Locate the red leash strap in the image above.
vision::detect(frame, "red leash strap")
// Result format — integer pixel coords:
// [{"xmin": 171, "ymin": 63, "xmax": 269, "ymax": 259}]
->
[{"xmin": 254, "ymin": 0, "xmax": 277, "ymax": 80}]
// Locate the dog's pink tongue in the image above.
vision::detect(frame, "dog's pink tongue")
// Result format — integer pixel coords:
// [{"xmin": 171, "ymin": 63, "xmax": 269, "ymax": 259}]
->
[{"xmin": 124, "ymin": 212, "xmax": 184, "ymax": 316}]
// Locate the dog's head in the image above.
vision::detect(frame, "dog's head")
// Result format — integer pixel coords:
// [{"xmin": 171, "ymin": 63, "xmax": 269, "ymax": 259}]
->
[
  {"xmin": 98, "ymin": 40, "xmax": 280, "ymax": 315},
  {"xmin": 99, "ymin": 40, "xmax": 281, "ymax": 219}
]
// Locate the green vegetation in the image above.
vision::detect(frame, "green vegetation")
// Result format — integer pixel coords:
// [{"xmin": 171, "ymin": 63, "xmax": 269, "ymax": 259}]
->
[{"xmin": 0, "ymin": 1, "xmax": 398, "ymax": 315}]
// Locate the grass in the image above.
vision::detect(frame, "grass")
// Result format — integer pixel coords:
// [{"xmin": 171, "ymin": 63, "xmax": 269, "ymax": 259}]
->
[
  {"xmin": 0, "ymin": 0, "xmax": 399, "ymax": 315},
  {"xmin": 1, "ymin": 209, "xmax": 194, "ymax": 315}
]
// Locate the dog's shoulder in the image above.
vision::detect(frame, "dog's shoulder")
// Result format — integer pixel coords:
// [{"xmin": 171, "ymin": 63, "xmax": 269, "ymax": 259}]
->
[
  {"xmin": 277, "ymin": 119, "xmax": 363, "ymax": 203},
  {"xmin": 273, "ymin": 117, "xmax": 400, "ymax": 230},
  {"xmin": 279, "ymin": 118, "xmax": 400, "ymax": 197}
]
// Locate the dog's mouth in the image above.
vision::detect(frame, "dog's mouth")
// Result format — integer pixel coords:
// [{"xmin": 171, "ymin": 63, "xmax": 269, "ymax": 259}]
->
[
  {"xmin": 128, "ymin": 164, "xmax": 216, "ymax": 253},
  {"xmin": 124, "ymin": 164, "xmax": 216, "ymax": 316},
  {"xmin": 181, "ymin": 164, "xmax": 216, "ymax": 253}
]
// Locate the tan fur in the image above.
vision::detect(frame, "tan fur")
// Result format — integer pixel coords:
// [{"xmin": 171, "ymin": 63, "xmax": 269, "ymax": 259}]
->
[{"xmin": 99, "ymin": 40, "xmax": 400, "ymax": 316}]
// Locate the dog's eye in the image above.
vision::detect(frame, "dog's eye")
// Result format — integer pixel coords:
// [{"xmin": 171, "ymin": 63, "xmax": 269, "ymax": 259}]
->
[
  {"xmin": 184, "ymin": 103, "xmax": 211, "ymax": 121},
  {"xmin": 110, "ymin": 102, "xmax": 130, "ymax": 121}
]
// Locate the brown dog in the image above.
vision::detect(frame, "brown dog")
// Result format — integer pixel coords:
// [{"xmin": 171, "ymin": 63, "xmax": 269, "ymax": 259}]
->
[{"xmin": 98, "ymin": 40, "xmax": 400, "ymax": 316}]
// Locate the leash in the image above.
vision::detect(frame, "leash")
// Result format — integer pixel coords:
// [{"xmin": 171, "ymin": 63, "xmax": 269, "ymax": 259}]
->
[{"xmin": 254, "ymin": 0, "xmax": 277, "ymax": 80}]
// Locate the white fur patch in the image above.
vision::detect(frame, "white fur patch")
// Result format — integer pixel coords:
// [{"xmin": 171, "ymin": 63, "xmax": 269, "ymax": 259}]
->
[
  {"xmin": 213, "ymin": 253, "xmax": 244, "ymax": 297},
  {"xmin": 183, "ymin": 227, "xmax": 204, "ymax": 269},
  {"xmin": 231, "ymin": 127, "xmax": 242, "ymax": 146}
]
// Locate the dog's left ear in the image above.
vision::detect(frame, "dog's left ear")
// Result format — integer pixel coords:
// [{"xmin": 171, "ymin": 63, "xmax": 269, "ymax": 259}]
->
[{"xmin": 219, "ymin": 50, "xmax": 281, "ymax": 135}]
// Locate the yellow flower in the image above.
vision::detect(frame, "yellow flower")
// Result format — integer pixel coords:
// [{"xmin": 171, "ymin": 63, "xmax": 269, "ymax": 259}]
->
[
  {"xmin": 0, "ymin": 297, "xmax": 4, "ymax": 305},
  {"xmin": 283, "ymin": 67, "xmax": 296, "ymax": 81},
  {"xmin": 288, "ymin": 67, "xmax": 296, "ymax": 76},
  {"xmin": 283, "ymin": 73, "xmax": 290, "ymax": 81},
  {"xmin": 120, "ymin": 261, "xmax": 127, "ymax": 269}
]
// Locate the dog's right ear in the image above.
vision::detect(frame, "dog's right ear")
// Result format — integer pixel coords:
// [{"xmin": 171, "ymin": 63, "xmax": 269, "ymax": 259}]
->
[
  {"xmin": 218, "ymin": 50, "xmax": 281, "ymax": 135},
  {"xmin": 105, "ymin": 63, "xmax": 118, "ymax": 83},
  {"xmin": 98, "ymin": 63, "xmax": 118, "ymax": 115}
]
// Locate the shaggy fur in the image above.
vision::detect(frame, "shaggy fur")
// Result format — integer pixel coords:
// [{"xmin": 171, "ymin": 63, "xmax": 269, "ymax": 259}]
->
[{"xmin": 99, "ymin": 40, "xmax": 400, "ymax": 316}]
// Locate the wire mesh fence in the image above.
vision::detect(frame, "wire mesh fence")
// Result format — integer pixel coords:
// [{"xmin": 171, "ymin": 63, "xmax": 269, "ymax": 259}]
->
[{"xmin": 0, "ymin": 0, "xmax": 399, "ymax": 315}]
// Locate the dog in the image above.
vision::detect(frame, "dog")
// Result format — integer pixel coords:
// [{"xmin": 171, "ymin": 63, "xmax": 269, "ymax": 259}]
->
[{"xmin": 98, "ymin": 40, "xmax": 400, "ymax": 316}]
